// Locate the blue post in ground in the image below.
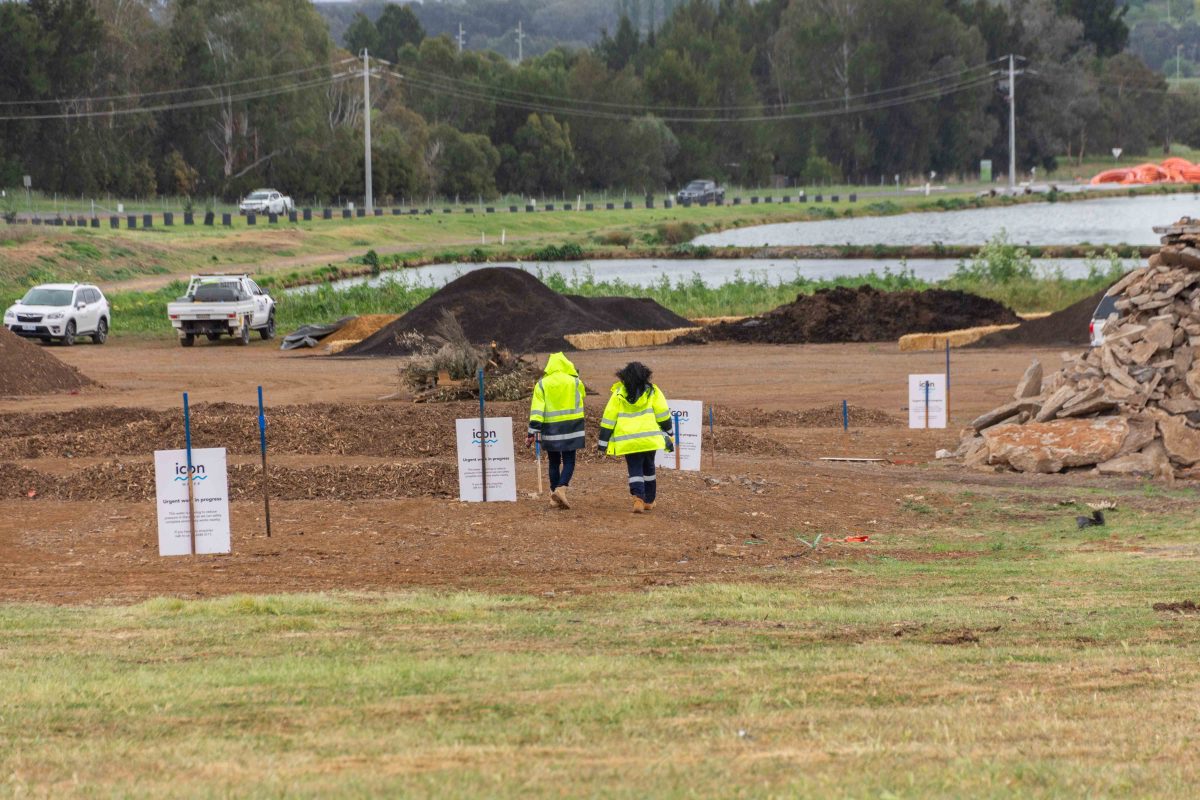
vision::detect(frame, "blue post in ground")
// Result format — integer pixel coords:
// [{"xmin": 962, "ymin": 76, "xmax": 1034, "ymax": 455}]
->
[
  {"xmin": 183, "ymin": 392, "xmax": 197, "ymax": 555},
  {"xmin": 258, "ymin": 386, "xmax": 272, "ymax": 537},
  {"xmin": 700, "ymin": 407, "xmax": 710, "ymax": 470},
  {"xmin": 945, "ymin": 339, "xmax": 952, "ymax": 422},
  {"xmin": 478, "ymin": 368, "xmax": 488, "ymax": 501},
  {"xmin": 842, "ymin": 399, "xmax": 849, "ymax": 432},
  {"xmin": 924, "ymin": 381, "xmax": 931, "ymax": 429},
  {"xmin": 673, "ymin": 411, "xmax": 681, "ymax": 470}
]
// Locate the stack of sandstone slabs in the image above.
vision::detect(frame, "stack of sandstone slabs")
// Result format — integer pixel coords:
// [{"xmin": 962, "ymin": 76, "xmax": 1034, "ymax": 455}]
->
[{"xmin": 957, "ymin": 217, "xmax": 1200, "ymax": 480}]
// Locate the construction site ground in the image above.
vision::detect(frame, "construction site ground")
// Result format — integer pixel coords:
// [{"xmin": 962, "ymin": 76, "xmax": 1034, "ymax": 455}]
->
[{"xmin": 0, "ymin": 338, "xmax": 1169, "ymax": 604}]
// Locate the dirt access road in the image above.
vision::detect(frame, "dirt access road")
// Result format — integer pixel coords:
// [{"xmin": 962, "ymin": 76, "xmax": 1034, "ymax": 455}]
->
[{"xmin": 1, "ymin": 339, "xmax": 1109, "ymax": 604}]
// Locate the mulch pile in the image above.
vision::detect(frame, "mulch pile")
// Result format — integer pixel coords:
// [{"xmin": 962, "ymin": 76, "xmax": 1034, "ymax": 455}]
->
[
  {"xmin": 703, "ymin": 285, "xmax": 1020, "ymax": 344},
  {"xmin": 971, "ymin": 288, "xmax": 1104, "ymax": 348},
  {"xmin": 0, "ymin": 327, "xmax": 94, "ymax": 396},
  {"xmin": 342, "ymin": 267, "xmax": 692, "ymax": 356}
]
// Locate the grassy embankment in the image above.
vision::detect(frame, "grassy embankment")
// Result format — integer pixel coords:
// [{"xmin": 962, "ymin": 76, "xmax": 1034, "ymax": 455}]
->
[{"xmin": 4, "ymin": 484, "xmax": 1200, "ymax": 796}]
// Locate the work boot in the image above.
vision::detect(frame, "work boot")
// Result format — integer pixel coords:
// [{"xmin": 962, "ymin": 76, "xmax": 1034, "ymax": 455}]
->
[
  {"xmin": 643, "ymin": 502, "xmax": 654, "ymax": 512},
  {"xmin": 551, "ymin": 486, "xmax": 571, "ymax": 509},
  {"xmin": 633, "ymin": 497, "xmax": 646, "ymax": 514}
]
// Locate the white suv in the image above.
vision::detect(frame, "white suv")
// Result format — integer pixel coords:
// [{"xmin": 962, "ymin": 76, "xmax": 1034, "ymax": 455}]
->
[{"xmin": 3, "ymin": 283, "xmax": 110, "ymax": 345}]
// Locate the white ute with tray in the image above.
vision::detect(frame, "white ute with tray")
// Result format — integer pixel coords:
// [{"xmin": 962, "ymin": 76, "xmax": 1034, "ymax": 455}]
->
[{"xmin": 167, "ymin": 275, "xmax": 276, "ymax": 347}]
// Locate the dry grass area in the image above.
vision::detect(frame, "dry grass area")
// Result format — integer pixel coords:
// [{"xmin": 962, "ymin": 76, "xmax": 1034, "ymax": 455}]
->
[{"xmin": 4, "ymin": 481, "xmax": 1200, "ymax": 797}]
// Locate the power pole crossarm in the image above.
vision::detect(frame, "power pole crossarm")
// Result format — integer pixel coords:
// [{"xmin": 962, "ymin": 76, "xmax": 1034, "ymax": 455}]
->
[{"xmin": 363, "ymin": 49, "xmax": 373, "ymax": 214}]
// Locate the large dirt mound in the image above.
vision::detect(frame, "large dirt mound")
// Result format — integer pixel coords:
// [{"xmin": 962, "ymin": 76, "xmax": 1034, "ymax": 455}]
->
[
  {"xmin": 0, "ymin": 327, "xmax": 94, "ymax": 396},
  {"xmin": 342, "ymin": 267, "xmax": 692, "ymax": 356},
  {"xmin": 704, "ymin": 285, "xmax": 1019, "ymax": 344},
  {"xmin": 971, "ymin": 288, "xmax": 1104, "ymax": 348}
]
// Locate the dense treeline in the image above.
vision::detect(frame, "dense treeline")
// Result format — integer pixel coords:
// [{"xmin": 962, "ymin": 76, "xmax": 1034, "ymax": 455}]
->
[{"xmin": 1, "ymin": 0, "xmax": 1196, "ymax": 203}]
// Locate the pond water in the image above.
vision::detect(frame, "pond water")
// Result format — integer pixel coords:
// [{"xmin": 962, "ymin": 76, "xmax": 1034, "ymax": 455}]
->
[
  {"xmin": 693, "ymin": 192, "xmax": 1199, "ymax": 248},
  {"xmin": 285, "ymin": 256, "xmax": 1118, "ymax": 296}
]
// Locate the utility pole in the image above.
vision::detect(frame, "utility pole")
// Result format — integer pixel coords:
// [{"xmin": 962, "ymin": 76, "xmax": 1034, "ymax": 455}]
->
[
  {"xmin": 457, "ymin": 23, "xmax": 465, "ymax": 54},
  {"xmin": 1179, "ymin": 44, "xmax": 1185, "ymax": 82},
  {"xmin": 1008, "ymin": 53, "xmax": 1017, "ymax": 193},
  {"xmin": 516, "ymin": 20, "xmax": 524, "ymax": 63},
  {"xmin": 362, "ymin": 49, "xmax": 373, "ymax": 214}
]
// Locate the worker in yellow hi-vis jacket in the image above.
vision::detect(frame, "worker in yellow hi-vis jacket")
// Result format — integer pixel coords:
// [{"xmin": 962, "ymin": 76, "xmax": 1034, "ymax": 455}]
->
[
  {"xmin": 597, "ymin": 361, "xmax": 673, "ymax": 514},
  {"xmin": 527, "ymin": 352, "xmax": 586, "ymax": 509}
]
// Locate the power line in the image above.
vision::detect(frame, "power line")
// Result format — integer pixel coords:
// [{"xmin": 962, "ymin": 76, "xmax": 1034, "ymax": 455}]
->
[
  {"xmin": 373, "ymin": 55, "xmax": 1008, "ymax": 114},
  {"xmin": 0, "ymin": 60, "xmax": 357, "ymax": 107},
  {"xmin": 381, "ymin": 68, "xmax": 999, "ymax": 123},
  {"xmin": 0, "ymin": 73, "xmax": 354, "ymax": 121}
]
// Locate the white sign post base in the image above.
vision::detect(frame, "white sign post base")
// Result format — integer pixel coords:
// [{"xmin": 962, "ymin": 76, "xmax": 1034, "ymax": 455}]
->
[
  {"xmin": 656, "ymin": 400, "xmax": 704, "ymax": 471},
  {"xmin": 908, "ymin": 374, "xmax": 947, "ymax": 429},
  {"xmin": 456, "ymin": 417, "xmax": 517, "ymax": 501},
  {"xmin": 154, "ymin": 448, "xmax": 232, "ymax": 556}
]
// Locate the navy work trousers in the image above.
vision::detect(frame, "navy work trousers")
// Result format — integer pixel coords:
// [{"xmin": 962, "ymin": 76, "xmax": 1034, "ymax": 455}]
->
[
  {"xmin": 549, "ymin": 450, "xmax": 575, "ymax": 490},
  {"xmin": 624, "ymin": 451, "xmax": 657, "ymax": 503}
]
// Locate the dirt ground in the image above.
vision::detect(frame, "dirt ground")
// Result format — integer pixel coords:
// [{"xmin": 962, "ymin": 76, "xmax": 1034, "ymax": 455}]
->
[{"xmin": 0, "ymin": 338, "xmax": 1137, "ymax": 604}]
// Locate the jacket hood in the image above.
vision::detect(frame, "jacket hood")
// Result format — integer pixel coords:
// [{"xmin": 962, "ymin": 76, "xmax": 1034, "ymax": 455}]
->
[
  {"xmin": 543, "ymin": 352, "xmax": 578, "ymax": 377},
  {"xmin": 609, "ymin": 380, "xmax": 652, "ymax": 401}
]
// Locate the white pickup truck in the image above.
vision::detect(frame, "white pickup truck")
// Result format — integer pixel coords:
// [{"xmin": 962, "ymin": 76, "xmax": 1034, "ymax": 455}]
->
[
  {"xmin": 167, "ymin": 275, "xmax": 277, "ymax": 347},
  {"xmin": 238, "ymin": 189, "xmax": 294, "ymax": 216}
]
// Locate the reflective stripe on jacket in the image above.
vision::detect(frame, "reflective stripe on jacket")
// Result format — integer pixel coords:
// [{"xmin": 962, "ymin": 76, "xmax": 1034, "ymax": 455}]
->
[
  {"xmin": 528, "ymin": 352, "xmax": 586, "ymax": 452},
  {"xmin": 597, "ymin": 381, "xmax": 671, "ymax": 456}
]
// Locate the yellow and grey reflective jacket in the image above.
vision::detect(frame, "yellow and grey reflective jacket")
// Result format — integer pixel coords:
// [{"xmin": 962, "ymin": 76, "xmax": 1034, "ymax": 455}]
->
[
  {"xmin": 528, "ymin": 352, "xmax": 586, "ymax": 452},
  {"xmin": 597, "ymin": 381, "xmax": 671, "ymax": 456}
]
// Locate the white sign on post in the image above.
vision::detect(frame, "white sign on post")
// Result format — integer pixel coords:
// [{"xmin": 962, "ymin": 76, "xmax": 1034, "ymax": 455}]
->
[
  {"xmin": 154, "ymin": 448, "xmax": 231, "ymax": 556},
  {"xmin": 908, "ymin": 374, "xmax": 947, "ymax": 429},
  {"xmin": 656, "ymin": 399, "xmax": 704, "ymax": 471},
  {"xmin": 456, "ymin": 417, "xmax": 517, "ymax": 501}
]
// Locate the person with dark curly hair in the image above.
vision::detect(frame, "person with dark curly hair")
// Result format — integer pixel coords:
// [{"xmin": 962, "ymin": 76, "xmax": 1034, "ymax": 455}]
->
[{"xmin": 597, "ymin": 361, "xmax": 673, "ymax": 513}]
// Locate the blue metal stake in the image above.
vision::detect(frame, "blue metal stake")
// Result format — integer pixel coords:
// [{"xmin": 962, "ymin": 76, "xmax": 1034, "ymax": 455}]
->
[
  {"xmin": 945, "ymin": 339, "xmax": 952, "ymax": 422},
  {"xmin": 700, "ymin": 407, "xmax": 710, "ymax": 470},
  {"xmin": 924, "ymin": 381, "xmax": 931, "ymax": 429},
  {"xmin": 673, "ymin": 412, "xmax": 681, "ymax": 470},
  {"xmin": 478, "ymin": 368, "xmax": 488, "ymax": 501},
  {"xmin": 257, "ymin": 386, "xmax": 272, "ymax": 537},
  {"xmin": 842, "ymin": 399, "xmax": 849, "ymax": 432},
  {"xmin": 183, "ymin": 392, "xmax": 196, "ymax": 555}
]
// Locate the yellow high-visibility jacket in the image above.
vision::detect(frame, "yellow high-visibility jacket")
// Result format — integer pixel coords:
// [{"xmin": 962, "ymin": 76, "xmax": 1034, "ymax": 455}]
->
[
  {"xmin": 598, "ymin": 381, "xmax": 671, "ymax": 456},
  {"xmin": 528, "ymin": 352, "xmax": 586, "ymax": 452}
]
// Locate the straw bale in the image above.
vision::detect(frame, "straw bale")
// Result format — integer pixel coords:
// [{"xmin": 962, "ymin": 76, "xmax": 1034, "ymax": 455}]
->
[
  {"xmin": 898, "ymin": 324, "xmax": 1019, "ymax": 352},
  {"xmin": 323, "ymin": 315, "xmax": 400, "ymax": 346},
  {"xmin": 565, "ymin": 327, "xmax": 702, "ymax": 351}
]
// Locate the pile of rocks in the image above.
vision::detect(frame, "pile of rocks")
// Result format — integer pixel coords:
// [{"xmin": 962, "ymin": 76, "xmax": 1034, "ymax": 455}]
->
[{"xmin": 957, "ymin": 218, "xmax": 1200, "ymax": 480}]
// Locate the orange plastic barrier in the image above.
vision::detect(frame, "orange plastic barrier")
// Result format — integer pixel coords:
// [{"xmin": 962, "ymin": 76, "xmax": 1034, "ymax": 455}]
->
[{"xmin": 1091, "ymin": 158, "xmax": 1196, "ymax": 185}]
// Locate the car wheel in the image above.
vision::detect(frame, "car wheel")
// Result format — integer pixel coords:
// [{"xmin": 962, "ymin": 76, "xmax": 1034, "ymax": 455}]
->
[
  {"xmin": 206, "ymin": 332, "xmax": 222, "ymax": 341},
  {"xmin": 259, "ymin": 313, "xmax": 276, "ymax": 340},
  {"xmin": 61, "ymin": 320, "xmax": 76, "ymax": 346},
  {"xmin": 181, "ymin": 333, "xmax": 195, "ymax": 347},
  {"xmin": 91, "ymin": 317, "xmax": 108, "ymax": 344},
  {"xmin": 237, "ymin": 320, "xmax": 251, "ymax": 345}
]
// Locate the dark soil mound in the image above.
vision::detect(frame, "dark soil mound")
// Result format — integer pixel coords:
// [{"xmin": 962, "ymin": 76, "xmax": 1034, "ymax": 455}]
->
[
  {"xmin": 343, "ymin": 267, "xmax": 692, "ymax": 356},
  {"xmin": 971, "ymin": 288, "xmax": 1104, "ymax": 348},
  {"xmin": 705, "ymin": 285, "xmax": 1019, "ymax": 344},
  {"xmin": 0, "ymin": 328, "xmax": 95, "ymax": 396}
]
